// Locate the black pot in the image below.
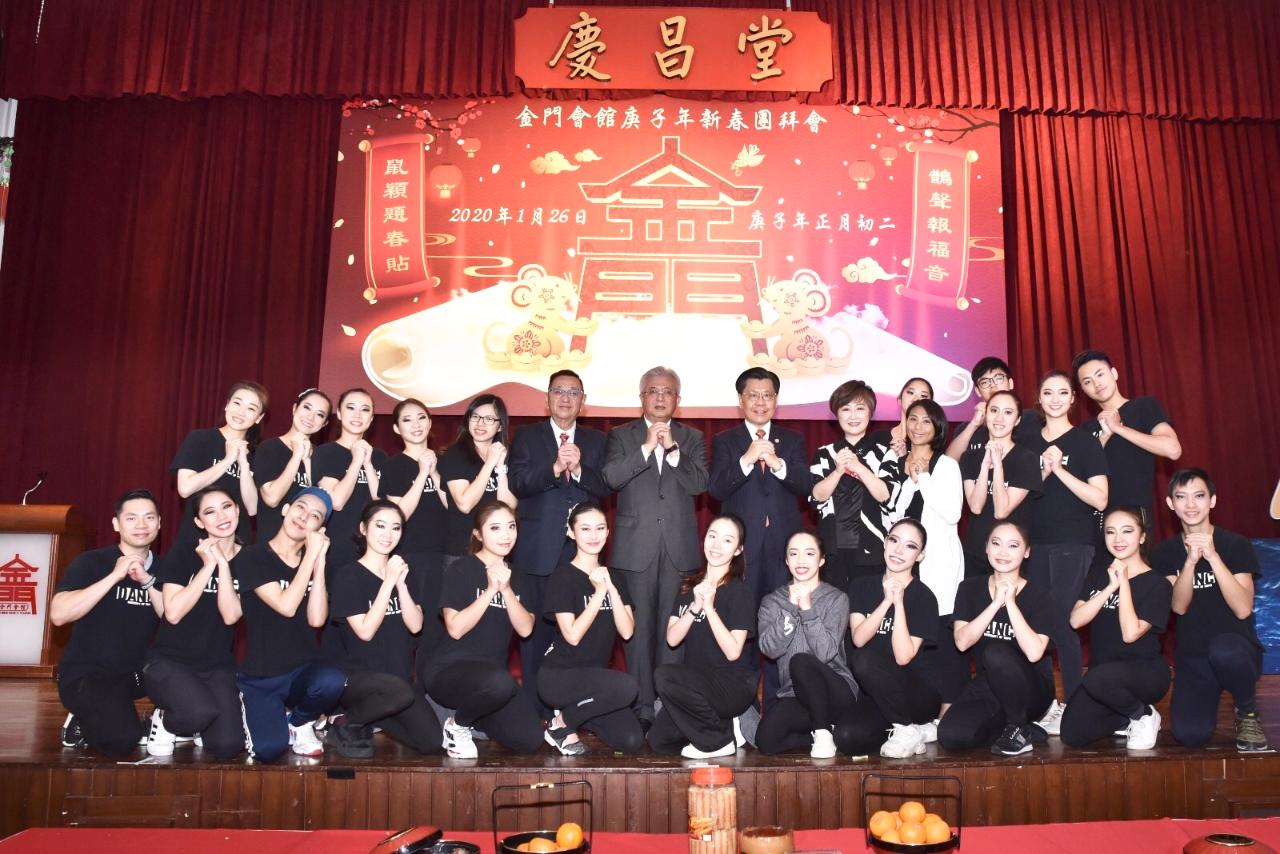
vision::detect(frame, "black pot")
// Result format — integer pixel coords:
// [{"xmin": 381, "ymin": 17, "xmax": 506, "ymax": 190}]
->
[{"xmin": 497, "ymin": 830, "xmax": 589, "ymax": 853}]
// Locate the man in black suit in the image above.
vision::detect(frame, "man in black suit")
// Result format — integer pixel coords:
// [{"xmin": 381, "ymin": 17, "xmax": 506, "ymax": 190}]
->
[
  {"xmin": 709, "ymin": 367, "xmax": 812, "ymax": 608},
  {"xmin": 509, "ymin": 369, "xmax": 610, "ymax": 717},
  {"xmin": 603, "ymin": 366, "xmax": 709, "ymax": 724}
]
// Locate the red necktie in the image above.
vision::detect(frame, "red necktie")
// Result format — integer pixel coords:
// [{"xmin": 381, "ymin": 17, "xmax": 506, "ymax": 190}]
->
[
  {"xmin": 756, "ymin": 429, "xmax": 768, "ymax": 472},
  {"xmin": 560, "ymin": 432, "xmax": 570, "ymax": 483}
]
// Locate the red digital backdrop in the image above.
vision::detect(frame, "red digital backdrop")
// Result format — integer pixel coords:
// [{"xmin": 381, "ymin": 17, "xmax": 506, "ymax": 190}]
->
[{"xmin": 320, "ymin": 96, "xmax": 1005, "ymax": 418}]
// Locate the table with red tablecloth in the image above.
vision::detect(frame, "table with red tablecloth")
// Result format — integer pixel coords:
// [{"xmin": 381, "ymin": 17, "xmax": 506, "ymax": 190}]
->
[{"xmin": 2, "ymin": 819, "xmax": 1278, "ymax": 853}]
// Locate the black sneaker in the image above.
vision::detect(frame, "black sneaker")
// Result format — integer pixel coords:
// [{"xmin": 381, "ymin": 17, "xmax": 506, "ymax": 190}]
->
[
  {"xmin": 1025, "ymin": 723, "xmax": 1049, "ymax": 746},
  {"xmin": 992, "ymin": 724, "xmax": 1035, "ymax": 756},
  {"xmin": 1236, "ymin": 712, "xmax": 1269, "ymax": 752},
  {"xmin": 327, "ymin": 722, "xmax": 374, "ymax": 759},
  {"xmin": 544, "ymin": 725, "xmax": 588, "ymax": 756},
  {"xmin": 61, "ymin": 713, "xmax": 84, "ymax": 748}
]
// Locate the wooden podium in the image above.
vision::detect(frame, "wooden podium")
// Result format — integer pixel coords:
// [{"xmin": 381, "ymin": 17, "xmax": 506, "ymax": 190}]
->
[{"xmin": 0, "ymin": 505, "xmax": 90, "ymax": 678}]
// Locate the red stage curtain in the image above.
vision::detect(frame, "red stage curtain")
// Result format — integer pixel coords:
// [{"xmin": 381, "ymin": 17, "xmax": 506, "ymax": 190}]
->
[
  {"xmin": 1, "ymin": 0, "xmax": 1278, "ymax": 119},
  {"xmin": 1008, "ymin": 112, "xmax": 1280, "ymax": 534},
  {"xmin": 0, "ymin": 96, "xmax": 341, "ymax": 538}
]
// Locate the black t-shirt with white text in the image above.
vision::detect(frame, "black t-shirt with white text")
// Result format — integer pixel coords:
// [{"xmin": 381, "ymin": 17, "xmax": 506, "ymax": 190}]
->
[
  {"xmin": 169, "ymin": 427, "xmax": 253, "ymax": 544},
  {"xmin": 329, "ymin": 559, "xmax": 421, "ymax": 681},
  {"xmin": 312, "ymin": 442, "xmax": 388, "ymax": 566},
  {"xmin": 959, "ymin": 444, "xmax": 1043, "ymax": 557},
  {"xmin": 253, "ymin": 437, "xmax": 311, "ymax": 544},
  {"xmin": 56, "ymin": 546, "xmax": 160, "ymax": 684},
  {"xmin": 149, "ymin": 546, "xmax": 240, "ymax": 670},
  {"xmin": 1078, "ymin": 566, "xmax": 1171, "ymax": 664},
  {"xmin": 380, "ymin": 452, "xmax": 448, "ymax": 556},
  {"xmin": 1082, "ymin": 397, "xmax": 1172, "ymax": 512},
  {"xmin": 1153, "ymin": 528, "xmax": 1262, "ymax": 656},
  {"xmin": 427, "ymin": 555, "xmax": 526, "ymax": 681},
  {"xmin": 541, "ymin": 562, "xmax": 633, "ymax": 670},
  {"xmin": 1022, "ymin": 426, "xmax": 1109, "ymax": 546},
  {"xmin": 953, "ymin": 575, "xmax": 1051, "ymax": 676},
  {"xmin": 670, "ymin": 576, "xmax": 757, "ymax": 671},
  {"xmin": 848, "ymin": 575, "xmax": 941, "ymax": 663},
  {"xmin": 234, "ymin": 543, "xmax": 322, "ymax": 677},
  {"xmin": 438, "ymin": 447, "xmax": 499, "ymax": 555}
]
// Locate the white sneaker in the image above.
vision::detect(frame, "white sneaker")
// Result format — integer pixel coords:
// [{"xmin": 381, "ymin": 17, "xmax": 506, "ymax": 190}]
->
[
  {"xmin": 917, "ymin": 719, "xmax": 939, "ymax": 744},
  {"xmin": 194, "ymin": 734, "xmax": 204, "ymax": 748},
  {"xmin": 443, "ymin": 716, "xmax": 478, "ymax": 759},
  {"xmin": 732, "ymin": 716, "xmax": 746, "ymax": 748},
  {"xmin": 681, "ymin": 741, "xmax": 736, "ymax": 759},
  {"xmin": 1125, "ymin": 707, "xmax": 1161, "ymax": 750},
  {"xmin": 288, "ymin": 721, "xmax": 324, "ymax": 757},
  {"xmin": 880, "ymin": 723, "xmax": 926, "ymax": 759},
  {"xmin": 810, "ymin": 728, "xmax": 837, "ymax": 759},
  {"xmin": 147, "ymin": 710, "xmax": 177, "ymax": 756},
  {"xmin": 1037, "ymin": 700, "xmax": 1065, "ymax": 736}
]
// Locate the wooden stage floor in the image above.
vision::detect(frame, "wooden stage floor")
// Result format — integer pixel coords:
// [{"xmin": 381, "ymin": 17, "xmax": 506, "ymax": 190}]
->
[{"xmin": 2, "ymin": 678, "xmax": 1279, "ymax": 838}]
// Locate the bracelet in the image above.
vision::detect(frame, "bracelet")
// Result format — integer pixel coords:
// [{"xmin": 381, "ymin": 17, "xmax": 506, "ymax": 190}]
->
[
  {"xmin": 139, "ymin": 575, "xmax": 157, "ymax": 591},
  {"xmin": 496, "ymin": 464, "xmax": 509, "ymax": 475}
]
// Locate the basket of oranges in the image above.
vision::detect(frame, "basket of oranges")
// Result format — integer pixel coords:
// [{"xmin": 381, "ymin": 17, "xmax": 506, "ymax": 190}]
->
[
  {"xmin": 862, "ymin": 773, "xmax": 961, "ymax": 852},
  {"xmin": 492, "ymin": 781, "xmax": 592, "ymax": 853}
]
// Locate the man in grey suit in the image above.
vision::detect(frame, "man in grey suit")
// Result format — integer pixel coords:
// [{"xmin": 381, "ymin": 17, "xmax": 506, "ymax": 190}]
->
[{"xmin": 603, "ymin": 366, "xmax": 709, "ymax": 724}]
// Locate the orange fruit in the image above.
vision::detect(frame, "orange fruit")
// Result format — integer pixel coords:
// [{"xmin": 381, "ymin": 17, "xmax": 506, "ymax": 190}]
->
[
  {"xmin": 556, "ymin": 822, "xmax": 583, "ymax": 849},
  {"xmin": 526, "ymin": 839, "xmax": 559, "ymax": 853},
  {"xmin": 898, "ymin": 821, "xmax": 926, "ymax": 844},
  {"xmin": 869, "ymin": 810, "xmax": 898, "ymax": 838},
  {"xmin": 878, "ymin": 828, "xmax": 901, "ymax": 844},
  {"xmin": 924, "ymin": 813, "xmax": 943, "ymax": 825},
  {"xmin": 924, "ymin": 819, "xmax": 952, "ymax": 844},
  {"xmin": 898, "ymin": 800, "xmax": 927, "ymax": 824},
  {"xmin": 515, "ymin": 845, "xmax": 530, "ymax": 853}
]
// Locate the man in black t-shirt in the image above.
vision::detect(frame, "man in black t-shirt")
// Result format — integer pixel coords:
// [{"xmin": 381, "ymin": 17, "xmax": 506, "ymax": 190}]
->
[
  {"xmin": 1155, "ymin": 468, "xmax": 1267, "ymax": 751},
  {"xmin": 50, "ymin": 489, "xmax": 165, "ymax": 756},
  {"xmin": 945, "ymin": 356, "xmax": 1039, "ymax": 461},
  {"xmin": 1073, "ymin": 349, "xmax": 1182, "ymax": 523}
]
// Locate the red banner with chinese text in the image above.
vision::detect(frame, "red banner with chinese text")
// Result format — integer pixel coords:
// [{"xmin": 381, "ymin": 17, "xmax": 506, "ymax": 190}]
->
[
  {"xmin": 515, "ymin": 7, "xmax": 832, "ymax": 92},
  {"xmin": 360, "ymin": 134, "xmax": 434, "ymax": 302}
]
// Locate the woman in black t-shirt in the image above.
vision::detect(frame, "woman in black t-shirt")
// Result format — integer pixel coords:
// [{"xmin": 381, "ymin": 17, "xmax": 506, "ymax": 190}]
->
[
  {"xmin": 325, "ymin": 501, "xmax": 441, "ymax": 759},
  {"xmin": 648, "ymin": 514, "xmax": 758, "ymax": 759},
  {"xmin": 960, "ymin": 390, "xmax": 1043, "ymax": 578},
  {"xmin": 315, "ymin": 388, "xmax": 386, "ymax": 571},
  {"xmin": 425, "ymin": 501, "xmax": 542, "ymax": 757},
  {"xmin": 1061, "ymin": 508, "xmax": 1171, "ymax": 750},
  {"xmin": 1023, "ymin": 370, "xmax": 1110, "ymax": 733},
  {"xmin": 171, "ymin": 380, "xmax": 268, "ymax": 545},
  {"xmin": 438, "ymin": 394, "xmax": 518, "ymax": 559},
  {"xmin": 938, "ymin": 522, "xmax": 1053, "ymax": 757},
  {"xmin": 255, "ymin": 389, "xmax": 332, "ymax": 544},
  {"xmin": 848, "ymin": 518, "xmax": 943, "ymax": 760},
  {"xmin": 539, "ymin": 503, "xmax": 641, "ymax": 756},
  {"xmin": 143, "ymin": 487, "xmax": 245, "ymax": 759}
]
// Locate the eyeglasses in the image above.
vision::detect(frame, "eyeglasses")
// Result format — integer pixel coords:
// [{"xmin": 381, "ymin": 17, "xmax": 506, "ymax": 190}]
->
[
  {"xmin": 469, "ymin": 414, "xmax": 500, "ymax": 425},
  {"xmin": 744, "ymin": 391, "xmax": 777, "ymax": 403},
  {"xmin": 643, "ymin": 387, "xmax": 676, "ymax": 398},
  {"xmin": 977, "ymin": 373, "xmax": 1009, "ymax": 390},
  {"xmin": 549, "ymin": 387, "xmax": 583, "ymax": 399}
]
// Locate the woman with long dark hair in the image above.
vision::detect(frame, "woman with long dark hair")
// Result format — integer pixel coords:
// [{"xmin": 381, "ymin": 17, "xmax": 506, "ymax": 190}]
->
[
  {"xmin": 648, "ymin": 514, "xmax": 758, "ymax": 759},
  {"xmin": 438, "ymin": 394, "xmax": 518, "ymax": 561},
  {"xmin": 538, "ymin": 502, "xmax": 642, "ymax": 756},
  {"xmin": 314, "ymin": 388, "xmax": 386, "ymax": 571},
  {"xmin": 255, "ymin": 388, "xmax": 331, "ymax": 543},
  {"xmin": 171, "ymin": 380, "xmax": 267, "ymax": 544}
]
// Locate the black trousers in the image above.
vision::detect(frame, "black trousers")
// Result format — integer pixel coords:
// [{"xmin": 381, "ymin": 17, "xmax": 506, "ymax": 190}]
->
[
  {"xmin": 515, "ymin": 573, "xmax": 555, "ymax": 719},
  {"xmin": 426, "ymin": 660, "xmax": 544, "ymax": 753},
  {"xmin": 57, "ymin": 669, "xmax": 145, "ymax": 758},
  {"xmin": 849, "ymin": 646, "xmax": 943, "ymax": 725},
  {"xmin": 1060, "ymin": 658, "xmax": 1170, "ymax": 747},
  {"xmin": 143, "ymin": 657, "xmax": 244, "ymax": 759},
  {"xmin": 648, "ymin": 664, "xmax": 757, "ymax": 754},
  {"xmin": 1027, "ymin": 543, "xmax": 1093, "ymax": 699},
  {"xmin": 538, "ymin": 665, "xmax": 643, "ymax": 753},
  {"xmin": 912, "ymin": 615, "xmax": 971, "ymax": 704},
  {"xmin": 756, "ymin": 653, "xmax": 883, "ymax": 756},
  {"xmin": 341, "ymin": 669, "xmax": 442, "ymax": 754},
  {"xmin": 622, "ymin": 551, "xmax": 684, "ymax": 719},
  {"xmin": 937, "ymin": 644, "xmax": 1054, "ymax": 751},
  {"xmin": 1171, "ymin": 633, "xmax": 1263, "ymax": 748}
]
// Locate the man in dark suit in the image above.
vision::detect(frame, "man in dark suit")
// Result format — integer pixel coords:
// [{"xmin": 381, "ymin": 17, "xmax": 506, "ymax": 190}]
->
[
  {"xmin": 709, "ymin": 367, "xmax": 812, "ymax": 608},
  {"xmin": 509, "ymin": 370, "xmax": 609, "ymax": 717},
  {"xmin": 603, "ymin": 366, "xmax": 709, "ymax": 724}
]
